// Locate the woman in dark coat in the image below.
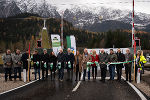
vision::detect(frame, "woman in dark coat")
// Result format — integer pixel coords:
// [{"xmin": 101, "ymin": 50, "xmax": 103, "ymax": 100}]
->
[{"xmin": 49, "ymin": 52, "xmax": 57, "ymax": 80}]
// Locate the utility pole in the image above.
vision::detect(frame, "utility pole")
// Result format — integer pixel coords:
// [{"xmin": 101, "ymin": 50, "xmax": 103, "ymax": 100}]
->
[{"xmin": 61, "ymin": 12, "xmax": 64, "ymax": 49}]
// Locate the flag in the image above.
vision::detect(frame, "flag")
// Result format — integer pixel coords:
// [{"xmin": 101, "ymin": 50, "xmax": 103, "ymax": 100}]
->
[
  {"xmin": 66, "ymin": 35, "xmax": 76, "ymax": 55},
  {"xmin": 134, "ymin": 40, "xmax": 136, "ymax": 54}
]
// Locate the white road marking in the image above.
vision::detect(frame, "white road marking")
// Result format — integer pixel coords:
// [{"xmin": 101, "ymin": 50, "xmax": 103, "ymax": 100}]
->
[
  {"xmin": 85, "ymin": 77, "xmax": 117, "ymax": 79},
  {"xmin": 121, "ymin": 76, "xmax": 147, "ymax": 100},
  {"xmin": 72, "ymin": 73, "xmax": 83, "ymax": 92},
  {"xmin": 0, "ymin": 73, "xmax": 51, "ymax": 95}
]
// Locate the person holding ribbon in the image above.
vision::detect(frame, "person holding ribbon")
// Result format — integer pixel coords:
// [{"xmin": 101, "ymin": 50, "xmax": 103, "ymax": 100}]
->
[
  {"xmin": 99, "ymin": 49, "xmax": 108, "ymax": 83},
  {"xmin": 65, "ymin": 48, "xmax": 75, "ymax": 81},
  {"xmin": 74, "ymin": 50, "xmax": 82, "ymax": 81},
  {"xmin": 41, "ymin": 49, "xmax": 49, "ymax": 80},
  {"xmin": 107, "ymin": 49, "xmax": 118, "ymax": 81},
  {"xmin": 13, "ymin": 49, "xmax": 22, "ymax": 82},
  {"xmin": 116, "ymin": 48, "xmax": 125, "ymax": 82},
  {"xmin": 32, "ymin": 50, "xmax": 41, "ymax": 80},
  {"xmin": 82, "ymin": 48, "xmax": 92, "ymax": 81},
  {"xmin": 57, "ymin": 48, "xmax": 65, "ymax": 82},
  {"xmin": 49, "ymin": 51, "xmax": 57, "ymax": 80},
  {"xmin": 91, "ymin": 50, "xmax": 99, "ymax": 80},
  {"xmin": 124, "ymin": 48, "xmax": 133, "ymax": 82}
]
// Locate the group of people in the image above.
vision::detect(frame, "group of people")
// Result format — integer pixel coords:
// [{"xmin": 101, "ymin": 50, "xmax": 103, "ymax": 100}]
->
[{"xmin": 2, "ymin": 48, "xmax": 147, "ymax": 83}]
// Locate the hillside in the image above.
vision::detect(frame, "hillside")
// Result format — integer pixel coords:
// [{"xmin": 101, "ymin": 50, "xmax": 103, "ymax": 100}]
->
[{"xmin": 0, "ymin": 13, "xmax": 150, "ymax": 53}]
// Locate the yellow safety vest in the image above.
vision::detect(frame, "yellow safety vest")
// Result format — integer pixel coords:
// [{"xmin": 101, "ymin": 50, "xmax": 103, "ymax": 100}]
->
[{"xmin": 134, "ymin": 55, "xmax": 147, "ymax": 70}]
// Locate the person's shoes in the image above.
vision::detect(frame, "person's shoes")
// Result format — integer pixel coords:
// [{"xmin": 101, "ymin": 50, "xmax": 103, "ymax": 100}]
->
[
  {"xmin": 5, "ymin": 80, "xmax": 7, "ymax": 82},
  {"xmin": 102, "ymin": 80, "xmax": 105, "ymax": 83},
  {"xmin": 66, "ymin": 79, "xmax": 70, "ymax": 81},
  {"xmin": 19, "ymin": 79, "xmax": 22, "ymax": 81},
  {"xmin": 9, "ymin": 79, "xmax": 12, "ymax": 81},
  {"xmin": 108, "ymin": 79, "xmax": 112, "ymax": 81}
]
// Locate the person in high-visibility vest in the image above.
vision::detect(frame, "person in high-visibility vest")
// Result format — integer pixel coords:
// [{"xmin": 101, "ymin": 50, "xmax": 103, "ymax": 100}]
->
[{"xmin": 135, "ymin": 50, "xmax": 147, "ymax": 81}]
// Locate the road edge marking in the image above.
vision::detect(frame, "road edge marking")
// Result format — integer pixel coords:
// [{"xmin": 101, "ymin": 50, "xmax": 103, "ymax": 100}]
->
[{"xmin": 121, "ymin": 76, "xmax": 147, "ymax": 100}]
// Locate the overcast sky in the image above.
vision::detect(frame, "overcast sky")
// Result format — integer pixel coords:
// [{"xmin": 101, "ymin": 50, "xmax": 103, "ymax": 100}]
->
[{"xmin": 46, "ymin": 0, "xmax": 150, "ymax": 14}]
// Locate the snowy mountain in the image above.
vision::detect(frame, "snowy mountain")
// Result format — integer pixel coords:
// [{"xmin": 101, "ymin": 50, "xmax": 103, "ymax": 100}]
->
[{"xmin": 0, "ymin": 0, "xmax": 150, "ymax": 32}]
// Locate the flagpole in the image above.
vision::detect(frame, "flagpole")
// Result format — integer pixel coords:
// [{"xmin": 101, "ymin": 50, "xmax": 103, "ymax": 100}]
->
[
  {"xmin": 28, "ymin": 42, "xmax": 31, "ymax": 82},
  {"xmin": 61, "ymin": 12, "xmax": 64, "ymax": 49},
  {"xmin": 132, "ymin": 0, "xmax": 136, "ymax": 82}
]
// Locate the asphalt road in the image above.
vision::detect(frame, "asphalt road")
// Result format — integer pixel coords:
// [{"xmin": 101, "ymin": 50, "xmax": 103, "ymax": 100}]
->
[{"xmin": 0, "ymin": 70, "xmax": 142, "ymax": 100}]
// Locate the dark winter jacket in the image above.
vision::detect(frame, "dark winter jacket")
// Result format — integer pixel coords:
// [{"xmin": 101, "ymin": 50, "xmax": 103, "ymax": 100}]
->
[
  {"xmin": 65, "ymin": 53, "xmax": 75, "ymax": 63},
  {"xmin": 49, "ymin": 55, "xmax": 57, "ymax": 71},
  {"xmin": 3, "ymin": 54, "xmax": 13, "ymax": 68},
  {"xmin": 41, "ymin": 53, "xmax": 49, "ymax": 68},
  {"xmin": 21, "ymin": 53, "xmax": 29, "ymax": 69},
  {"xmin": 57, "ymin": 52, "xmax": 65, "ymax": 63},
  {"xmin": 33, "ymin": 53, "xmax": 41, "ymax": 69},
  {"xmin": 12, "ymin": 53, "xmax": 22, "ymax": 68},
  {"xmin": 99, "ymin": 52, "xmax": 108, "ymax": 68},
  {"xmin": 116, "ymin": 52, "xmax": 125, "ymax": 68}
]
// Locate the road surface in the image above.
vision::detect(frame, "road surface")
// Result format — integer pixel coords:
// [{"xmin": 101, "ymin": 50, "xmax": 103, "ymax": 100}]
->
[{"xmin": 0, "ymin": 71, "xmax": 142, "ymax": 100}]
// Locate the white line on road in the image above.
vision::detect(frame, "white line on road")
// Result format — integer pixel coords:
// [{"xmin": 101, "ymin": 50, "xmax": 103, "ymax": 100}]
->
[
  {"xmin": 0, "ymin": 73, "xmax": 51, "ymax": 95},
  {"xmin": 72, "ymin": 73, "xmax": 83, "ymax": 92},
  {"xmin": 121, "ymin": 76, "xmax": 147, "ymax": 100}
]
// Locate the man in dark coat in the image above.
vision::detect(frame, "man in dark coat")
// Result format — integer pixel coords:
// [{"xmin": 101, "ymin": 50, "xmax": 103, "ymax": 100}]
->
[
  {"xmin": 65, "ymin": 48, "xmax": 75, "ymax": 81},
  {"xmin": 99, "ymin": 49, "xmax": 108, "ymax": 82},
  {"xmin": 49, "ymin": 51, "xmax": 57, "ymax": 80},
  {"xmin": 32, "ymin": 50, "xmax": 41, "ymax": 80},
  {"xmin": 21, "ymin": 49, "xmax": 30, "ymax": 81},
  {"xmin": 116, "ymin": 48, "xmax": 125, "ymax": 81},
  {"xmin": 57, "ymin": 48, "xmax": 66, "ymax": 81},
  {"xmin": 41, "ymin": 49, "xmax": 49, "ymax": 80}
]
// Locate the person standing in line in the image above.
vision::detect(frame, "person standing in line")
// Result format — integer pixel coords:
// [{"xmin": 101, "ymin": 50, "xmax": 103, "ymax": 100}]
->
[
  {"xmin": 74, "ymin": 50, "xmax": 82, "ymax": 81},
  {"xmin": 21, "ymin": 49, "xmax": 31, "ymax": 81},
  {"xmin": 3, "ymin": 49, "xmax": 13, "ymax": 82},
  {"xmin": 124, "ymin": 48, "xmax": 133, "ymax": 82},
  {"xmin": 135, "ymin": 50, "xmax": 147, "ymax": 82},
  {"xmin": 41, "ymin": 49, "xmax": 49, "ymax": 80},
  {"xmin": 57, "ymin": 48, "xmax": 66, "ymax": 82},
  {"xmin": 91, "ymin": 50, "xmax": 99, "ymax": 80},
  {"xmin": 99, "ymin": 49, "xmax": 108, "ymax": 83},
  {"xmin": 32, "ymin": 50, "xmax": 41, "ymax": 80},
  {"xmin": 107, "ymin": 49, "xmax": 118, "ymax": 81},
  {"xmin": 13, "ymin": 49, "xmax": 22, "ymax": 82},
  {"xmin": 82, "ymin": 48, "xmax": 92, "ymax": 81},
  {"xmin": 116, "ymin": 48, "xmax": 125, "ymax": 82},
  {"xmin": 49, "ymin": 51, "xmax": 57, "ymax": 80},
  {"xmin": 65, "ymin": 48, "xmax": 75, "ymax": 81}
]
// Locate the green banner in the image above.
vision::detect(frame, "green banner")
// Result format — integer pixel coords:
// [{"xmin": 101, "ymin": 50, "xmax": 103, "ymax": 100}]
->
[{"xmin": 66, "ymin": 36, "xmax": 71, "ymax": 48}]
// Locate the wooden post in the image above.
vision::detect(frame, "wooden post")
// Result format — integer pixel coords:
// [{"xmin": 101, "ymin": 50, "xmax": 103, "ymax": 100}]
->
[
  {"xmin": 28, "ymin": 43, "xmax": 31, "ymax": 82},
  {"xmin": 134, "ymin": 40, "xmax": 136, "ymax": 82}
]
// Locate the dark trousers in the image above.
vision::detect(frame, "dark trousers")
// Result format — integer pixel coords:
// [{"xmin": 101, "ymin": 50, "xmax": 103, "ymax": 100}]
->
[
  {"xmin": 125, "ymin": 64, "xmax": 131, "ymax": 82},
  {"xmin": 58, "ymin": 68, "xmax": 64, "ymax": 80},
  {"xmin": 14, "ymin": 67, "xmax": 21, "ymax": 80},
  {"xmin": 116, "ymin": 66, "xmax": 122, "ymax": 81},
  {"xmin": 50, "ymin": 70, "xmax": 55, "ymax": 80},
  {"xmin": 75, "ymin": 64, "xmax": 81, "ymax": 81},
  {"xmin": 42, "ymin": 68, "xmax": 48, "ymax": 79},
  {"xmin": 4, "ymin": 68, "xmax": 12, "ymax": 81},
  {"xmin": 67, "ymin": 68, "xmax": 73, "ymax": 80},
  {"xmin": 109, "ymin": 65, "xmax": 115, "ymax": 80},
  {"xmin": 35, "ymin": 68, "xmax": 40, "ymax": 80},
  {"xmin": 67, "ymin": 63, "xmax": 73, "ymax": 80},
  {"xmin": 83, "ymin": 69, "xmax": 90, "ymax": 80},
  {"xmin": 58, "ymin": 62, "xmax": 64, "ymax": 80},
  {"xmin": 92, "ymin": 66, "xmax": 97, "ymax": 79},
  {"xmin": 100, "ymin": 65, "xmax": 107, "ymax": 80}
]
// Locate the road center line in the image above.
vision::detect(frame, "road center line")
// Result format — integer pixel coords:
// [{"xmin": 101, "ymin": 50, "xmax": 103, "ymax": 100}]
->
[{"xmin": 72, "ymin": 73, "xmax": 83, "ymax": 92}]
